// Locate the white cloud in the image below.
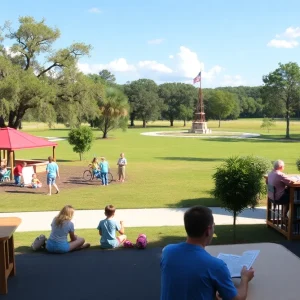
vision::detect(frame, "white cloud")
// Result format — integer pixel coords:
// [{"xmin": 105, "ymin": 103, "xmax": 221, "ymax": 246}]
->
[
  {"xmin": 88, "ymin": 7, "xmax": 101, "ymax": 13},
  {"xmin": 268, "ymin": 26, "xmax": 300, "ymax": 48},
  {"xmin": 176, "ymin": 46, "xmax": 204, "ymax": 78},
  {"xmin": 5, "ymin": 46, "xmax": 21, "ymax": 57},
  {"xmin": 220, "ymin": 75, "xmax": 246, "ymax": 87},
  {"xmin": 267, "ymin": 39, "xmax": 298, "ymax": 48},
  {"xmin": 282, "ymin": 27, "xmax": 300, "ymax": 39},
  {"xmin": 147, "ymin": 38, "xmax": 164, "ymax": 45},
  {"xmin": 78, "ymin": 58, "xmax": 135, "ymax": 74},
  {"xmin": 138, "ymin": 60, "xmax": 172, "ymax": 73},
  {"xmin": 169, "ymin": 55, "xmax": 174, "ymax": 59}
]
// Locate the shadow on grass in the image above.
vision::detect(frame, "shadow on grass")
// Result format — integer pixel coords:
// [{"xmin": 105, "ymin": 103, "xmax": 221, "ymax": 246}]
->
[
  {"xmin": 15, "ymin": 225, "xmax": 289, "ymax": 255},
  {"xmin": 155, "ymin": 157, "xmax": 224, "ymax": 162},
  {"xmin": 5, "ymin": 190, "xmax": 44, "ymax": 194},
  {"xmin": 167, "ymin": 197, "xmax": 219, "ymax": 208}
]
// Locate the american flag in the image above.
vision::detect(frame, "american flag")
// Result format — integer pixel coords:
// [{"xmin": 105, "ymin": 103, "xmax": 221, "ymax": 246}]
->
[{"xmin": 193, "ymin": 72, "xmax": 201, "ymax": 84}]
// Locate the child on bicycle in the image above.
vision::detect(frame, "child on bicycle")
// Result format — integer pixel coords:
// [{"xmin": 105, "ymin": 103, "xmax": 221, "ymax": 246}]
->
[{"xmin": 89, "ymin": 157, "xmax": 100, "ymax": 178}]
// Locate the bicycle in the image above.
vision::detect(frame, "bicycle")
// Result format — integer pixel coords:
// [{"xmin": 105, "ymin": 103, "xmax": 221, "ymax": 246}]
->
[{"xmin": 82, "ymin": 167, "xmax": 113, "ymax": 183}]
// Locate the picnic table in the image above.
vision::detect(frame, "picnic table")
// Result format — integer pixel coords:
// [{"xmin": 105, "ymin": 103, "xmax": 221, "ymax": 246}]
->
[
  {"xmin": 0, "ymin": 217, "xmax": 21, "ymax": 294},
  {"xmin": 207, "ymin": 243, "xmax": 300, "ymax": 300}
]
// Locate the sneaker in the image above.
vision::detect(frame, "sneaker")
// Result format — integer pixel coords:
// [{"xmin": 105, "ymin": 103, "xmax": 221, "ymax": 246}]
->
[
  {"xmin": 56, "ymin": 190, "xmax": 59, "ymax": 194},
  {"xmin": 46, "ymin": 193, "xmax": 51, "ymax": 196}
]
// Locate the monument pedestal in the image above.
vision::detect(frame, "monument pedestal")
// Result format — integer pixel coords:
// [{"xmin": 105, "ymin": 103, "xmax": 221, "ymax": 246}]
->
[{"xmin": 190, "ymin": 122, "xmax": 212, "ymax": 134}]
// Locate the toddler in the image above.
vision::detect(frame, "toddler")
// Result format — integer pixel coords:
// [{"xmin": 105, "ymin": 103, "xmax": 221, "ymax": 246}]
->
[{"xmin": 32, "ymin": 173, "xmax": 42, "ymax": 188}]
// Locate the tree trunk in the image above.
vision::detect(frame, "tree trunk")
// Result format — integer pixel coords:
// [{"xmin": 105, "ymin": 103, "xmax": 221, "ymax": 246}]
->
[
  {"xmin": 183, "ymin": 119, "xmax": 186, "ymax": 127},
  {"xmin": 233, "ymin": 211, "xmax": 237, "ymax": 243},
  {"xmin": 0, "ymin": 116, "xmax": 5, "ymax": 128},
  {"xmin": 286, "ymin": 102, "xmax": 290, "ymax": 138},
  {"xmin": 102, "ymin": 131, "xmax": 108, "ymax": 138},
  {"xmin": 142, "ymin": 119, "xmax": 146, "ymax": 128},
  {"xmin": 218, "ymin": 118, "xmax": 221, "ymax": 128},
  {"xmin": 130, "ymin": 113, "xmax": 135, "ymax": 127},
  {"xmin": 79, "ymin": 153, "xmax": 82, "ymax": 161},
  {"xmin": 170, "ymin": 119, "xmax": 174, "ymax": 126}
]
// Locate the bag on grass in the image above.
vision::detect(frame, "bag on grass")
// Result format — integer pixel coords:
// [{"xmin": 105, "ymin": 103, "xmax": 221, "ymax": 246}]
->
[
  {"xmin": 123, "ymin": 240, "xmax": 134, "ymax": 248},
  {"xmin": 136, "ymin": 234, "xmax": 147, "ymax": 249},
  {"xmin": 31, "ymin": 234, "xmax": 47, "ymax": 251}
]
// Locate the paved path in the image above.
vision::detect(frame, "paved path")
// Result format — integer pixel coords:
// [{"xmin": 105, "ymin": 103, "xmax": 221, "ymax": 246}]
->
[{"xmin": 0, "ymin": 206, "xmax": 267, "ymax": 232}]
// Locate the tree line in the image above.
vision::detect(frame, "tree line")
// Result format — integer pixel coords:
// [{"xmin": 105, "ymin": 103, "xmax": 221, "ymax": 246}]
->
[{"xmin": 1, "ymin": 17, "xmax": 300, "ymax": 138}]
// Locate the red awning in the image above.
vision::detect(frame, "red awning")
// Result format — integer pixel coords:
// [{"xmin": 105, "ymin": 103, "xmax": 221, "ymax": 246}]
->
[{"xmin": 0, "ymin": 127, "xmax": 57, "ymax": 150}]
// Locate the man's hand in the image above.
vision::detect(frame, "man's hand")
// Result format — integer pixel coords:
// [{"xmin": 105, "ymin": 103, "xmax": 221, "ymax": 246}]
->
[
  {"xmin": 241, "ymin": 266, "xmax": 254, "ymax": 282},
  {"xmin": 120, "ymin": 221, "xmax": 124, "ymax": 225}
]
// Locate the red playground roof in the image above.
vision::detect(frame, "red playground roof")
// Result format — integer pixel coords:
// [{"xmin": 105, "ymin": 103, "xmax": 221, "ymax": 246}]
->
[{"xmin": 0, "ymin": 127, "xmax": 57, "ymax": 150}]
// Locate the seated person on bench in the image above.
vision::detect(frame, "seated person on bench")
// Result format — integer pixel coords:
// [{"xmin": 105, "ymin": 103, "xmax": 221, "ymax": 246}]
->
[
  {"xmin": 266, "ymin": 160, "xmax": 297, "ymax": 218},
  {"xmin": 0, "ymin": 165, "xmax": 7, "ymax": 180}
]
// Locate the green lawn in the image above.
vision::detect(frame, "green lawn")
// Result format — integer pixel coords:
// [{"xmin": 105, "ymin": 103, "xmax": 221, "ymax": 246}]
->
[
  {"xmin": 14, "ymin": 224, "xmax": 286, "ymax": 254},
  {"xmin": 1, "ymin": 119, "xmax": 300, "ymax": 212}
]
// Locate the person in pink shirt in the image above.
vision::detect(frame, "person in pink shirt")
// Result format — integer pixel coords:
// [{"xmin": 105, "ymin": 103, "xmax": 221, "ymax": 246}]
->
[{"xmin": 267, "ymin": 160, "xmax": 296, "ymax": 218}]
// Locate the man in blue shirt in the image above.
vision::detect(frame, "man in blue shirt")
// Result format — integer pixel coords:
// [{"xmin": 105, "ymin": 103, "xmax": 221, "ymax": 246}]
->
[{"xmin": 160, "ymin": 206, "xmax": 254, "ymax": 300}]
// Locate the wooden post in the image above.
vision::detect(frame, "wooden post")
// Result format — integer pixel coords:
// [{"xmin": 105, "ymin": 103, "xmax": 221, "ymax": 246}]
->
[
  {"xmin": 52, "ymin": 146, "xmax": 56, "ymax": 161},
  {"xmin": 9, "ymin": 151, "xmax": 14, "ymax": 180}
]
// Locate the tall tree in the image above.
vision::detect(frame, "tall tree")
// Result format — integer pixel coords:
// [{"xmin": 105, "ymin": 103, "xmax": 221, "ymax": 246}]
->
[
  {"xmin": 0, "ymin": 16, "xmax": 91, "ymax": 128},
  {"xmin": 94, "ymin": 87, "xmax": 129, "ymax": 138},
  {"xmin": 98, "ymin": 69, "xmax": 116, "ymax": 84},
  {"xmin": 206, "ymin": 90, "xmax": 238, "ymax": 127},
  {"xmin": 159, "ymin": 83, "xmax": 197, "ymax": 126},
  {"xmin": 124, "ymin": 79, "xmax": 163, "ymax": 127},
  {"xmin": 262, "ymin": 62, "xmax": 300, "ymax": 138}
]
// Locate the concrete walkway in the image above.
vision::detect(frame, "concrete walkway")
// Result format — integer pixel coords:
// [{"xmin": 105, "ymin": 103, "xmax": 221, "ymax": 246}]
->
[{"xmin": 0, "ymin": 206, "xmax": 267, "ymax": 232}]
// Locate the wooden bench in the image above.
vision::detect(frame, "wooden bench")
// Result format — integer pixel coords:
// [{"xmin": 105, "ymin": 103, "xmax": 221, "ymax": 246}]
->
[{"xmin": 0, "ymin": 217, "xmax": 21, "ymax": 294}]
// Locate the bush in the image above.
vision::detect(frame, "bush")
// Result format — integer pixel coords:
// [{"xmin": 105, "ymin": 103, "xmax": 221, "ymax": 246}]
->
[
  {"xmin": 68, "ymin": 126, "xmax": 94, "ymax": 161},
  {"xmin": 211, "ymin": 155, "xmax": 272, "ymax": 242}
]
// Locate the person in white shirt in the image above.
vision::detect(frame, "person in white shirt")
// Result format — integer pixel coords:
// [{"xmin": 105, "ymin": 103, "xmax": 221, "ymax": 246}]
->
[{"xmin": 117, "ymin": 153, "xmax": 127, "ymax": 182}]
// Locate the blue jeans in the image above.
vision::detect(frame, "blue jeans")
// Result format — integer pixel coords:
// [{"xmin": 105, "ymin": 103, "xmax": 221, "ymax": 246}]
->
[
  {"xmin": 101, "ymin": 172, "xmax": 108, "ymax": 185},
  {"xmin": 14, "ymin": 175, "xmax": 21, "ymax": 185}
]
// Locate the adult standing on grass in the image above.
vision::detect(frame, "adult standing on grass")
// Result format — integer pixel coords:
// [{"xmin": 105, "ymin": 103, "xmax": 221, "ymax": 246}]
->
[
  {"xmin": 46, "ymin": 205, "xmax": 90, "ymax": 253},
  {"xmin": 46, "ymin": 156, "xmax": 60, "ymax": 195},
  {"xmin": 117, "ymin": 152, "xmax": 127, "ymax": 182},
  {"xmin": 160, "ymin": 206, "xmax": 254, "ymax": 300},
  {"xmin": 100, "ymin": 157, "xmax": 109, "ymax": 186}
]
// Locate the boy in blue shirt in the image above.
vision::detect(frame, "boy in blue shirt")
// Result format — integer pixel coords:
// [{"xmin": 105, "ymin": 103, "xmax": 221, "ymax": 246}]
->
[
  {"xmin": 160, "ymin": 206, "xmax": 255, "ymax": 300},
  {"xmin": 97, "ymin": 205, "xmax": 126, "ymax": 249},
  {"xmin": 99, "ymin": 157, "xmax": 109, "ymax": 186}
]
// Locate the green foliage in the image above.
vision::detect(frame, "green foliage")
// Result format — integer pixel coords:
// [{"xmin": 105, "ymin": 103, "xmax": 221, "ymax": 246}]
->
[
  {"xmin": 124, "ymin": 79, "xmax": 163, "ymax": 127},
  {"xmin": 211, "ymin": 155, "xmax": 272, "ymax": 242},
  {"xmin": 0, "ymin": 16, "xmax": 91, "ymax": 128},
  {"xmin": 67, "ymin": 126, "xmax": 94, "ymax": 160},
  {"xmin": 262, "ymin": 62, "xmax": 300, "ymax": 138},
  {"xmin": 206, "ymin": 90, "xmax": 239, "ymax": 127},
  {"xmin": 296, "ymin": 159, "xmax": 300, "ymax": 172},
  {"xmin": 159, "ymin": 83, "xmax": 197, "ymax": 126},
  {"xmin": 260, "ymin": 117, "xmax": 276, "ymax": 132},
  {"xmin": 94, "ymin": 86, "xmax": 129, "ymax": 138}
]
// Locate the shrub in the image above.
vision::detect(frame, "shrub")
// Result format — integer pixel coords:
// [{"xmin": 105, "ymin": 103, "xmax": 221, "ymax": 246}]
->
[
  {"xmin": 68, "ymin": 126, "xmax": 94, "ymax": 161},
  {"xmin": 211, "ymin": 155, "xmax": 272, "ymax": 242}
]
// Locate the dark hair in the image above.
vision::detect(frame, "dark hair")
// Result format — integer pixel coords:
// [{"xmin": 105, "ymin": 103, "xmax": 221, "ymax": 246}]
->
[
  {"xmin": 184, "ymin": 206, "xmax": 214, "ymax": 238},
  {"xmin": 105, "ymin": 205, "xmax": 116, "ymax": 217}
]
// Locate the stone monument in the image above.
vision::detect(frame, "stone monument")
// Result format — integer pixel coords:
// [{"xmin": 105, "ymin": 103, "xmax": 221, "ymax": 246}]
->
[{"xmin": 190, "ymin": 72, "xmax": 211, "ymax": 134}]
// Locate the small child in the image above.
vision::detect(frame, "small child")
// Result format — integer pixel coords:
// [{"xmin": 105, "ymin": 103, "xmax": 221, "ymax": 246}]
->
[
  {"xmin": 117, "ymin": 153, "xmax": 127, "ymax": 182},
  {"xmin": 99, "ymin": 157, "xmax": 109, "ymax": 186},
  {"xmin": 97, "ymin": 205, "xmax": 126, "ymax": 249},
  {"xmin": 32, "ymin": 173, "xmax": 42, "ymax": 188},
  {"xmin": 89, "ymin": 157, "xmax": 100, "ymax": 178},
  {"xmin": 0, "ymin": 165, "xmax": 7, "ymax": 181}
]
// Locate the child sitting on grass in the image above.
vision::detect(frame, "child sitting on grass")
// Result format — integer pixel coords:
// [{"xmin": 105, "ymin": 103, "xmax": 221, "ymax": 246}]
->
[
  {"xmin": 31, "ymin": 173, "xmax": 42, "ymax": 188},
  {"xmin": 97, "ymin": 205, "xmax": 126, "ymax": 249}
]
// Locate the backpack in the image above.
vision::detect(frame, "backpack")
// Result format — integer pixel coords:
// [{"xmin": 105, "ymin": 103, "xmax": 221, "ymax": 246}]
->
[
  {"xmin": 136, "ymin": 234, "xmax": 147, "ymax": 249},
  {"xmin": 31, "ymin": 234, "xmax": 47, "ymax": 251}
]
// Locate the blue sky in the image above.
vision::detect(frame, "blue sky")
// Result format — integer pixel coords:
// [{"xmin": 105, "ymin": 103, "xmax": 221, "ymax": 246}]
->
[{"xmin": 1, "ymin": 0, "xmax": 300, "ymax": 87}]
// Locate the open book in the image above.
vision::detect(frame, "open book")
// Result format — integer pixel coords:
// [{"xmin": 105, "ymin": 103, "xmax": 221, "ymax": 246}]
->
[{"xmin": 217, "ymin": 250, "xmax": 260, "ymax": 278}]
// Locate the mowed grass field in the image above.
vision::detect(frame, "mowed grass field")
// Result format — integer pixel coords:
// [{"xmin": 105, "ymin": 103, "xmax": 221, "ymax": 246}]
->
[{"xmin": 1, "ymin": 118, "xmax": 300, "ymax": 213}]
